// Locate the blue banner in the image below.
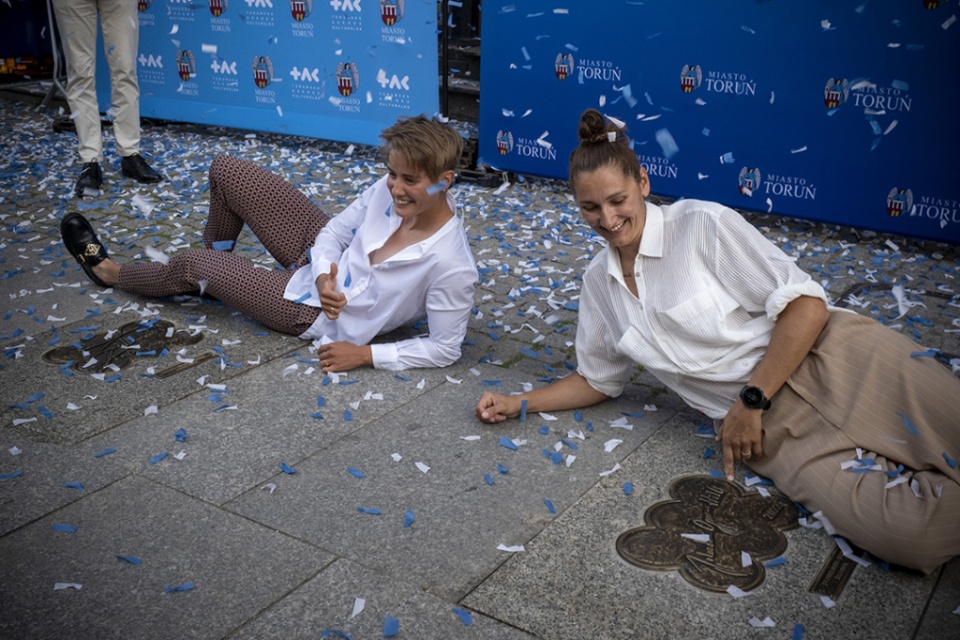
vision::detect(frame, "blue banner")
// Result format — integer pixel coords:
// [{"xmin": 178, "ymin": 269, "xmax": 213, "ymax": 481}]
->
[
  {"xmin": 96, "ymin": 0, "xmax": 438, "ymax": 146},
  {"xmin": 479, "ymin": 1, "xmax": 959, "ymax": 243}
]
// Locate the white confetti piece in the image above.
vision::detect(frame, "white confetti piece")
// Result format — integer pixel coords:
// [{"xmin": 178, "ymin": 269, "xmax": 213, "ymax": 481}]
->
[
  {"xmin": 681, "ymin": 533, "xmax": 710, "ymax": 543},
  {"xmin": 727, "ymin": 585, "xmax": 751, "ymax": 598},
  {"xmin": 12, "ymin": 418, "xmax": 37, "ymax": 426},
  {"xmin": 66, "ymin": 403, "xmax": 80, "ymax": 411},
  {"xmin": 609, "ymin": 417, "xmax": 633, "ymax": 430},
  {"xmin": 416, "ymin": 379, "xmax": 425, "ymax": 390},
  {"xmin": 54, "ymin": 583, "xmax": 82, "ymax": 590},
  {"xmin": 655, "ymin": 128, "xmax": 679, "ymax": 160},
  {"xmin": 261, "ymin": 483, "xmax": 276, "ymax": 494},
  {"xmin": 604, "ymin": 439, "xmax": 623, "ymax": 453},
  {"xmin": 143, "ymin": 405, "xmax": 158, "ymax": 416},
  {"xmin": 174, "ymin": 451, "xmax": 187, "ymax": 461},
  {"xmin": 749, "ymin": 617, "xmax": 775, "ymax": 628},
  {"xmin": 598, "ymin": 463, "xmax": 621, "ymax": 477},
  {"xmin": 565, "ymin": 455, "xmax": 576, "ymax": 467},
  {"xmin": 144, "ymin": 246, "xmax": 170, "ymax": 265},
  {"xmin": 201, "ymin": 43, "xmax": 217, "ymax": 54},
  {"xmin": 742, "ymin": 551, "xmax": 752, "ymax": 567},
  {"xmin": 351, "ymin": 597, "xmax": 365, "ymax": 618},
  {"xmin": 460, "ymin": 436, "xmax": 481, "ymax": 441},
  {"xmin": 9, "ymin": 446, "xmax": 22, "ymax": 456},
  {"xmin": 391, "ymin": 453, "xmax": 402, "ymax": 462},
  {"xmin": 497, "ymin": 544, "xmax": 525, "ymax": 553},
  {"xmin": 539, "ymin": 412, "xmax": 558, "ymax": 421},
  {"xmin": 820, "ymin": 595, "xmax": 836, "ymax": 609},
  {"xmin": 415, "ymin": 462, "xmax": 430, "ymax": 474},
  {"xmin": 282, "ymin": 364, "xmax": 299, "ymax": 376},
  {"xmin": 445, "ymin": 375, "xmax": 462, "ymax": 384},
  {"xmin": 943, "ymin": 14, "xmax": 956, "ymax": 30}
]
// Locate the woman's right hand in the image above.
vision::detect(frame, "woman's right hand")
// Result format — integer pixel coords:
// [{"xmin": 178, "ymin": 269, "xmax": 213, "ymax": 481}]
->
[
  {"xmin": 475, "ymin": 392, "xmax": 521, "ymax": 423},
  {"xmin": 316, "ymin": 262, "xmax": 347, "ymax": 320}
]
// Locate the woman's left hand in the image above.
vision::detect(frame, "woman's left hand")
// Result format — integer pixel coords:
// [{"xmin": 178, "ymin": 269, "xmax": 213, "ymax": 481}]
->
[
  {"xmin": 317, "ymin": 341, "xmax": 373, "ymax": 373},
  {"xmin": 715, "ymin": 401, "xmax": 764, "ymax": 481}
]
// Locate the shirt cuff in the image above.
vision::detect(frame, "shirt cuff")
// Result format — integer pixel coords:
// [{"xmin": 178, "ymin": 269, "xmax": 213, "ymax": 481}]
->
[
  {"xmin": 370, "ymin": 342, "xmax": 399, "ymax": 370},
  {"xmin": 577, "ymin": 368, "xmax": 624, "ymax": 398},
  {"xmin": 765, "ymin": 280, "xmax": 828, "ymax": 321}
]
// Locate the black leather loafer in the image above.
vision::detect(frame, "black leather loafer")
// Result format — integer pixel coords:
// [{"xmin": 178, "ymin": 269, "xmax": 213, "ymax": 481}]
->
[
  {"xmin": 120, "ymin": 153, "xmax": 163, "ymax": 184},
  {"xmin": 74, "ymin": 162, "xmax": 103, "ymax": 198},
  {"xmin": 60, "ymin": 212, "xmax": 109, "ymax": 287}
]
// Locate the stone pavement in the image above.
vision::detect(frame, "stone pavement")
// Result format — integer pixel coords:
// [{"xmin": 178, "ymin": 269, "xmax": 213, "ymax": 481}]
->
[{"xmin": 1, "ymin": 88, "xmax": 958, "ymax": 639}]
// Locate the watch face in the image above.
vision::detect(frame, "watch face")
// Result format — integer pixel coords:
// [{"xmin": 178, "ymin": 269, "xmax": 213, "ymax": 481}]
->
[{"xmin": 742, "ymin": 386, "xmax": 763, "ymax": 407}]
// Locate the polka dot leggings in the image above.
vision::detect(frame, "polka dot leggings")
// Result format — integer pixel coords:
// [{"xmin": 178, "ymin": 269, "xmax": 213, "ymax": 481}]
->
[{"xmin": 118, "ymin": 156, "xmax": 329, "ymax": 336}]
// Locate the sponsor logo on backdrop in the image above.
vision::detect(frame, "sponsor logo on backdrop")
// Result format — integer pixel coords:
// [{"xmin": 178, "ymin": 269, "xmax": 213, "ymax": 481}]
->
[
  {"xmin": 504, "ymin": 135, "xmax": 558, "ymax": 161},
  {"xmin": 291, "ymin": 0, "xmax": 311, "ymax": 20},
  {"xmin": 639, "ymin": 155, "xmax": 678, "ymax": 179},
  {"xmin": 138, "ymin": 0, "xmax": 151, "ymax": 11},
  {"xmin": 496, "ymin": 131, "xmax": 514, "ymax": 155},
  {"xmin": 329, "ymin": 0, "xmax": 363, "ymax": 32},
  {"xmin": 290, "ymin": 64, "xmax": 324, "ymax": 100},
  {"xmin": 886, "ymin": 188, "xmax": 912, "ymax": 217},
  {"xmin": 738, "ymin": 167, "xmax": 761, "ymax": 196},
  {"xmin": 376, "ymin": 67, "xmax": 411, "ymax": 109},
  {"xmin": 177, "ymin": 50, "xmax": 196, "ymax": 81},
  {"xmin": 577, "ymin": 58, "xmax": 622, "ymax": 82},
  {"xmin": 210, "ymin": 0, "xmax": 231, "ymax": 31},
  {"xmin": 337, "ymin": 62, "xmax": 359, "ymax": 96},
  {"xmin": 381, "ymin": 0, "xmax": 403, "ymax": 26},
  {"xmin": 381, "ymin": 0, "xmax": 406, "ymax": 42},
  {"xmin": 739, "ymin": 168, "xmax": 817, "ymax": 200},
  {"xmin": 852, "ymin": 84, "xmax": 912, "ymax": 112},
  {"xmin": 242, "ymin": 0, "xmax": 275, "ymax": 27},
  {"xmin": 924, "ymin": 0, "xmax": 944, "ymax": 9},
  {"xmin": 168, "ymin": 0, "xmax": 196, "ymax": 22},
  {"xmin": 252, "ymin": 56, "xmax": 274, "ymax": 88},
  {"xmin": 137, "ymin": 53, "xmax": 164, "ymax": 86},
  {"xmin": 907, "ymin": 192, "xmax": 959, "ymax": 229},
  {"xmin": 210, "ymin": 0, "xmax": 227, "ymax": 16},
  {"xmin": 555, "ymin": 53, "xmax": 574, "ymax": 80},
  {"xmin": 824, "ymin": 78, "xmax": 849, "ymax": 109},
  {"xmin": 680, "ymin": 65, "xmax": 702, "ymax": 93},
  {"xmin": 211, "ymin": 57, "xmax": 239, "ymax": 93}
]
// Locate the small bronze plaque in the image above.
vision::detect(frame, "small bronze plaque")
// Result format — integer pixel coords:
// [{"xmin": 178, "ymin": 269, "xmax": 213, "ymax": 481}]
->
[
  {"xmin": 616, "ymin": 475, "xmax": 798, "ymax": 593},
  {"xmin": 43, "ymin": 320, "xmax": 203, "ymax": 373},
  {"xmin": 808, "ymin": 544, "xmax": 857, "ymax": 600}
]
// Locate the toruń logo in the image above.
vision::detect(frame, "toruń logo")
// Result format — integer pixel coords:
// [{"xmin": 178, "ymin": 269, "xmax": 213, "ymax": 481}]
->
[
  {"xmin": 738, "ymin": 167, "xmax": 761, "ymax": 196},
  {"xmin": 924, "ymin": 0, "xmax": 944, "ymax": 9},
  {"xmin": 337, "ymin": 62, "xmax": 359, "ymax": 96},
  {"xmin": 290, "ymin": 0, "xmax": 311, "ymax": 20},
  {"xmin": 555, "ymin": 53, "xmax": 574, "ymax": 80},
  {"xmin": 680, "ymin": 64, "xmax": 702, "ymax": 93},
  {"xmin": 887, "ymin": 188, "xmax": 913, "ymax": 217},
  {"xmin": 176, "ymin": 50, "xmax": 196, "ymax": 81},
  {"xmin": 209, "ymin": 0, "xmax": 227, "ymax": 16},
  {"xmin": 496, "ymin": 131, "xmax": 514, "ymax": 155},
  {"xmin": 138, "ymin": 0, "xmax": 152, "ymax": 11},
  {"xmin": 824, "ymin": 78, "xmax": 849, "ymax": 109},
  {"xmin": 381, "ymin": 0, "xmax": 404, "ymax": 26},
  {"xmin": 252, "ymin": 56, "xmax": 273, "ymax": 88}
]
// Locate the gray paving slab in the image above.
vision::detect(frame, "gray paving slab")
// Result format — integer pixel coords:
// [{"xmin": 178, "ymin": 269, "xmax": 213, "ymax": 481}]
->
[
  {"xmin": 915, "ymin": 558, "xmax": 960, "ymax": 640},
  {"xmin": 0, "ymin": 475, "xmax": 334, "ymax": 640},
  {"xmin": 225, "ymin": 368, "xmax": 684, "ymax": 601},
  {"xmin": 462, "ymin": 412, "xmax": 942, "ymax": 640},
  {"xmin": 229, "ymin": 558, "xmax": 534, "ymax": 639},
  {"xmin": 0, "ymin": 432, "xmax": 128, "ymax": 536}
]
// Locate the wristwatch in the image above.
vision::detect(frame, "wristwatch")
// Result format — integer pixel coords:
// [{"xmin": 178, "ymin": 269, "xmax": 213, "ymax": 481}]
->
[{"xmin": 739, "ymin": 385, "xmax": 771, "ymax": 410}]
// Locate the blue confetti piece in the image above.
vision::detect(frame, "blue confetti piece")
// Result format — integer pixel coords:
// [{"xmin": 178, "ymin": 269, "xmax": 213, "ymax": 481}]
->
[
  {"xmin": 338, "ymin": 379, "xmax": 360, "ymax": 385},
  {"xmin": 37, "ymin": 405, "xmax": 54, "ymax": 418},
  {"xmin": 944, "ymin": 452, "xmax": 958, "ymax": 469},
  {"xmin": 294, "ymin": 292, "xmax": 311, "ymax": 303},
  {"xmin": 497, "ymin": 463, "xmax": 509, "ymax": 474},
  {"xmin": 453, "ymin": 607, "xmax": 474, "ymax": 626},
  {"xmin": 51, "ymin": 523, "xmax": 77, "ymax": 533},
  {"xmin": 320, "ymin": 630, "xmax": 352, "ymax": 639},
  {"xmin": 0, "ymin": 471, "xmax": 23, "ymax": 480},
  {"xmin": 394, "ymin": 374, "xmax": 411, "ymax": 382},
  {"xmin": 573, "ymin": 410, "xmax": 582, "ymax": 422},
  {"xmin": 25, "ymin": 392, "xmax": 44, "ymax": 403},
  {"xmin": 63, "ymin": 482, "xmax": 84, "ymax": 491},
  {"xmin": 792, "ymin": 623, "xmax": 805, "ymax": 640},
  {"xmin": 624, "ymin": 482, "xmax": 633, "ymax": 496},
  {"xmin": 164, "ymin": 582, "xmax": 194, "ymax": 593},
  {"xmin": 357, "ymin": 506, "xmax": 382, "ymax": 515},
  {"xmin": 703, "ymin": 448, "xmax": 715, "ymax": 459},
  {"xmin": 104, "ymin": 374, "xmax": 121, "ymax": 383},
  {"xmin": 709, "ymin": 469, "xmax": 725, "ymax": 479},
  {"xmin": 212, "ymin": 240, "xmax": 235, "ymax": 251},
  {"xmin": 621, "ymin": 411, "xmax": 644, "ymax": 418},
  {"xmin": 317, "ymin": 396, "xmax": 326, "ymax": 407},
  {"xmin": 519, "ymin": 347, "xmax": 540, "ymax": 359},
  {"xmin": 560, "ymin": 438, "xmax": 578, "ymax": 450},
  {"xmin": 763, "ymin": 556, "xmax": 787, "ymax": 567},
  {"xmin": 563, "ymin": 301, "xmax": 579, "ymax": 311},
  {"xmin": 898, "ymin": 412, "xmax": 920, "ymax": 436},
  {"xmin": 550, "ymin": 451, "xmax": 563, "ymax": 464},
  {"xmin": 116, "ymin": 554, "xmax": 142, "ymax": 565},
  {"xmin": 310, "ymin": 412, "xmax": 324, "ymax": 420},
  {"xmin": 586, "ymin": 422, "xmax": 594, "ymax": 432},
  {"xmin": 174, "ymin": 428, "xmax": 187, "ymax": 442},
  {"xmin": 343, "ymin": 271, "xmax": 352, "ymax": 288},
  {"xmin": 344, "ymin": 409, "xmax": 353, "ymax": 421},
  {"xmin": 347, "ymin": 466, "xmax": 366, "ymax": 479},
  {"xmin": 544, "ymin": 498, "xmax": 556, "ymax": 514},
  {"xmin": 484, "ymin": 473, "xmax": 494, "ymax": 485},
  {"xmin": 383, "ymin": 615, "xmax": 400, "ymax": 637},
  {"xmin": 480, "ymin": 380, "xmax": 502, "ymax": 387},
  {"xmin": 403, "ymin": 510, "xmax": 415, "ymax": 528},
  {"xmin": 498, "ymin": 436, "xmax": 518, "ymax": 451},
  {"xmin": 93, "ymin": 447, "xmax": 117, "ymax": 458},
  {"xmin": 281, "ymin": 462, "xmax": 296, "ymax": 474},
  {"xmin": 149, "ymin": 452, "xmax": 169, "ymax": 464},
  {"xmin": 539, "ymin": 425, "xmax": 549, "ymax": 435},
  {"xmin": 519, "ymin": 399, "xmax": 528, "ymax": 422}
]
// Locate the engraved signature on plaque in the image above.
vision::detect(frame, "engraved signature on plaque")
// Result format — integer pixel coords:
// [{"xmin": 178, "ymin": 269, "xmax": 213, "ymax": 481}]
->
[
  {"xmin": 43, "ymin": 320, "xmax": 203, "ymax": 373},
  {"xmin": 616, "ymin": 475, "xmax": 798, "ymax": 593}
]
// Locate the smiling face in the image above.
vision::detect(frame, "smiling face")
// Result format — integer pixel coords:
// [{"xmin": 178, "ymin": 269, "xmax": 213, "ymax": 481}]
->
[
  {"xmin": 385, "ymin": 151, "xmax": 454, "ymax": 223},
  {"xmin": 574, "ymin": 163, "xmax": 651, "ymax": 253}
]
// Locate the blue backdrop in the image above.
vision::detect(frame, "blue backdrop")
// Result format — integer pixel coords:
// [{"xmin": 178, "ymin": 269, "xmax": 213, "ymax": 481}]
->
[
  {"xmin": 96, "ymin": 0, "xmax": 438, "ymax": 146},
  {"xmin": 479, "ymin": 1, "xmax": 960, "ymax": 244}
]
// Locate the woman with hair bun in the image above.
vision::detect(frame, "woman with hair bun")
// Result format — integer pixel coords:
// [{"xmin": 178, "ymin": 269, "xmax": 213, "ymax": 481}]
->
[{"xmin": 476, "ymin": 108, "xmax": 960, "ymax": 574}]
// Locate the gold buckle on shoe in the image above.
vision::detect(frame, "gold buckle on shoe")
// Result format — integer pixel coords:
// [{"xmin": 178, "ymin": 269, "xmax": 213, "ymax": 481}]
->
[{"xmin": 77, "ymin": 244, "xmax": 100, "ymax": 263}]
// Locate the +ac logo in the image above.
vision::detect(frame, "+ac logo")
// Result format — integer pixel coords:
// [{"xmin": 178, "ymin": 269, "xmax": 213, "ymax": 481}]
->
[
  {"xmin": 290, "ymin": 67, "xmax": 321, "ymax": 82},
  {"xmin": 211, "ymin": 59, "xmax": 238, "ymax": 74},
  {"xmin": 329, "ymin": 0, "xmax": 361, "ymax": 11},
  {"xmin": 138, "ymin": 54, "xmax": 163, "ymax": 68},
  {"xmin": 377, "ymin": 72, "xmax": 409, "ymax": 90}
]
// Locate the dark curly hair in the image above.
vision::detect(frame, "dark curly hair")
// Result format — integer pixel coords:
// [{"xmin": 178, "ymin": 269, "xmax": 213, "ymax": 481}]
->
[{"xmin": 568, "ymin": 109, "xmax": 643, "ymax": 191}]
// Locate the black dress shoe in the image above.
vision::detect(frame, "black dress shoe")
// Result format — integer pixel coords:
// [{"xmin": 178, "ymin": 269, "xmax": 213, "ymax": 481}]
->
[
  {"xmin": 60, "ymin": 212, "xmax": 110, "ymax": 288},
  {"xmin": 120, "ymin": 153, "xmax": 163, "ymax": 184},
  {"xmin": 74, "ymin": 162, "xmax": 103, "ymax": 198}
]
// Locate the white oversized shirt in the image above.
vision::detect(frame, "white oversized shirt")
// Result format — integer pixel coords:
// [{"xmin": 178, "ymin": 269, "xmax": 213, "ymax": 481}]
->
[
  {"xmin": 284, "ymin": 175, "xmax": 478, "ymax": 371},
  {"xmin": 575, "ymin": 199, "xmax": 832, "ymax": 419}
]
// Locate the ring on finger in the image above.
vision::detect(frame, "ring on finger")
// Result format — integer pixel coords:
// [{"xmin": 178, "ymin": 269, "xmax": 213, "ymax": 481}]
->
[{"xmin": 741, "ymin": 450, "xmax": 752, "ymax": 457}]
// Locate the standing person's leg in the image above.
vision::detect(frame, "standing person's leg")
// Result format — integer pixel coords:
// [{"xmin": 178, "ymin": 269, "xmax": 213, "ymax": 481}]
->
[
  {"xmin": 118, "ymin": 250, "xmax": 320, "ymax": 336},
  {"xmin": 97, "ymin": 0, "xmax": 141, "ymax": 158},
  {"xmin": 51, "ymin": 0, "xmax": 103, "ymax": 198},
  {"xmin": 205, "ymin": 156, "xmax": 330, "ymax": 267}
]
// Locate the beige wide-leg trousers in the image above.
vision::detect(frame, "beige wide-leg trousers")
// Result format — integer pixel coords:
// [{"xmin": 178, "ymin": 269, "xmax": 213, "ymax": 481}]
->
[{"xmin": 51, "ymin": 0, "xmax": 141, "ymax": 162}]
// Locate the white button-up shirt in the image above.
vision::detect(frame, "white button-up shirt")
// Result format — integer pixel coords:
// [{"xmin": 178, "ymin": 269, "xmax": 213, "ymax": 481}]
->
[
  {"xmin": 575, "ymin": 199, "xmax": 832, "ymax": 419},
  {"xmin": 284, "ymin": 175, "xmax": 478, "ymax": 370}
]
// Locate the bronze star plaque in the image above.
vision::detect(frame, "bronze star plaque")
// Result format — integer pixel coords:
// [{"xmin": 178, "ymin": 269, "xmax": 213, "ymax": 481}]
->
[
  {"xmin": 616, "ymin": 475, "xmax": 799, "ymax": 593},
  {"xmin": 43, "ymin": 320, "xmax": 203, "ymax": 373}
]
